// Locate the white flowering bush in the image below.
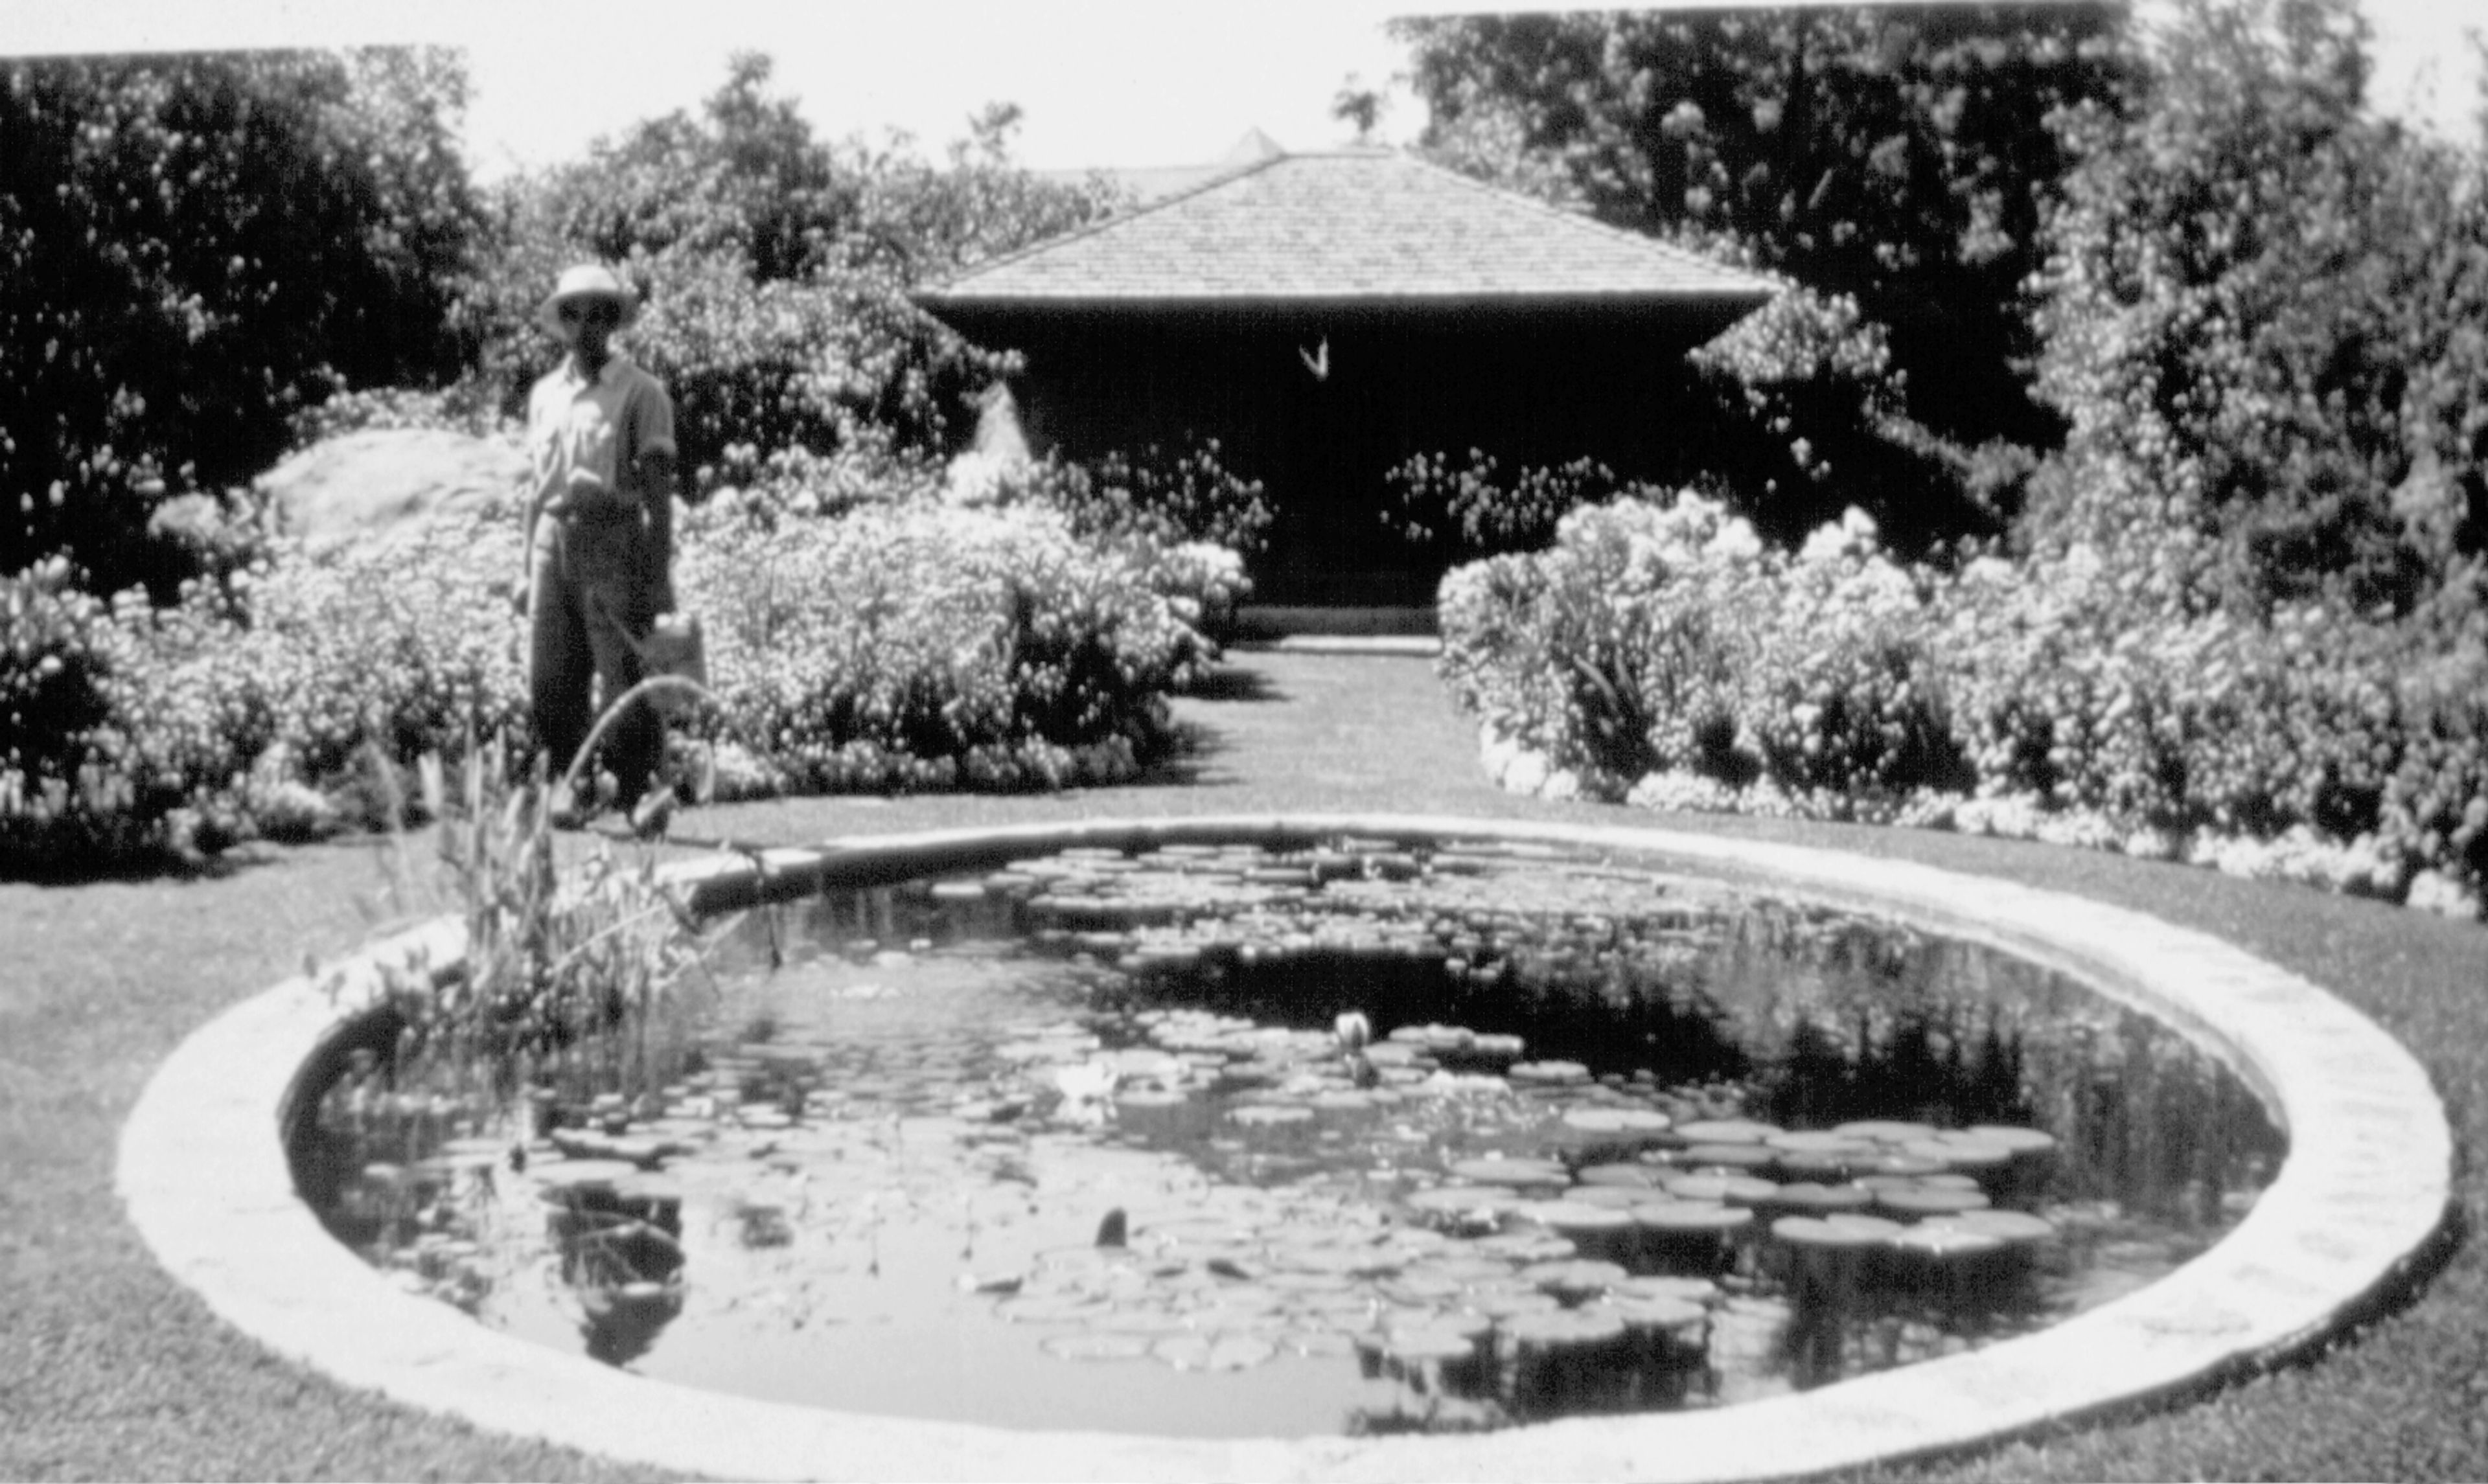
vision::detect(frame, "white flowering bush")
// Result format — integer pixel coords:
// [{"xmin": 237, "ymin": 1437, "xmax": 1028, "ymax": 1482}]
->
[
  {"xmin": 1438, "ymin": 486, "xmax": 2488, "ymax": 919},
  {"xmin": 5, "ymin": 456, "xmax": 1227, "ymax": 870},
  {"xmin": 923, "ymin": 438, "xmax": 1264, "ymax": 662},
  {"xmin": 673, "ymin": 495, "xmax": 1199, "ymax": 795},
  {"xmin": 1, "ymin": 560, "xmax": 171, "ymax": 866},
  {"xmin": 1440, "ymin": 491, "xmax": 1963, "ymax": 810}
]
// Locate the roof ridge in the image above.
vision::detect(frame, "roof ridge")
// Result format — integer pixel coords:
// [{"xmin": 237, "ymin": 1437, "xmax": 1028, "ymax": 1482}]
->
[{"xmin": 922, "ymin": 150, "xmax": 1293, "ymax": 291}]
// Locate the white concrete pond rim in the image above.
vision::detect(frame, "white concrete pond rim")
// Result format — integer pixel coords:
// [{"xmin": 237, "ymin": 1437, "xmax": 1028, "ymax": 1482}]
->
[{"xmin": 118, "ymin": 814, "xmax": 2454, "ymax": 1483}]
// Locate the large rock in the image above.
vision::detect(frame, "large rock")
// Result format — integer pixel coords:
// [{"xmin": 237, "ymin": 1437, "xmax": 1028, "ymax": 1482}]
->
[{"xmin": 257, "ymin": 428, "xmax": 527, "ymax": 548}]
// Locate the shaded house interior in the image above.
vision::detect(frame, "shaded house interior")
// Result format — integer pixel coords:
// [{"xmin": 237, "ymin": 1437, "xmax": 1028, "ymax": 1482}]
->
[{"xmin": 914, "ymin": 138, "xmax": 1777, "ymax": 606}]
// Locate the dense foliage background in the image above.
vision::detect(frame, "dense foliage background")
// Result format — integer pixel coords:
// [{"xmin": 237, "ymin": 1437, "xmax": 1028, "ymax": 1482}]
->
[
  {"xmin": 1, "ymin": 50, "xmax": 482, "ymax": 595},
  {"xmin": 1431, "ymin": 0, "xmax": 2488, "ymax": 920},
  {"xmin": 1394, "ymin": 3, "xmax": 2130, "ymax": 543},
  {"xmin": 0, "ymin": 48, "xmax": 1227, "ymax": 874},
  {"xmin": 7, "ymin": 5, "xmax": 2488, "ymax": 925}
]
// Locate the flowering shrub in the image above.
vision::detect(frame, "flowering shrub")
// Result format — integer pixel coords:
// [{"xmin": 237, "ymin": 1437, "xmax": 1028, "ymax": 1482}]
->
[
  {"xmin": 5, "ymin": 458, "xmax": 1225, "ymax": 871},
  {"xmin": 1438, "ymin": 488, "xmax": 2488, "ymax": 918},
  {"xmin": 936, "ymin": 440, "xmax": 1263, "ymax": 654},
  {"xmin": 1, "ymin": 560, "xmax": 167, "ymax": 867},
  {"xmin": 697, "ymin": 435, "xmax": 947, "ymax": 526},
  {"xmin": 3, "ymin": 50, "xmax": 480, "ymax": 595},
  {"xmin": 1384, "ymin": 451, "xmax": 1625, "ymax": 560},
  {"xmin": 1440, "ymin": 492, "xmax": 1962, "ymax": 806},
  {"xmin": 288, "ymin": 384, "xmax": 516, "ymax": 446},
  {"xmin": 678, "ymin": 497, "xmax": 1199, "ymax": 793}
]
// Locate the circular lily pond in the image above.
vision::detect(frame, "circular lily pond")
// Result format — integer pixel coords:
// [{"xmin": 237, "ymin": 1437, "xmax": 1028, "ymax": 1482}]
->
[{"xmin": 297, "ymin": 835, "xmax": 2285, "ymax": 1439}]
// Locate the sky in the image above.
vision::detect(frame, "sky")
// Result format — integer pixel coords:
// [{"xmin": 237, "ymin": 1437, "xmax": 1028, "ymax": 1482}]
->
[{"xmin": 8, "ymin": 1, "xmax": 2482, "ymax": 179}]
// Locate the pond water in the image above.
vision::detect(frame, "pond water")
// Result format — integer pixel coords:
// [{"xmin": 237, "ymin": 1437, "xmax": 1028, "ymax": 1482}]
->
[{"xmin": 301, "ymin": 835, "xmax": 2284, "ymax": 1439}]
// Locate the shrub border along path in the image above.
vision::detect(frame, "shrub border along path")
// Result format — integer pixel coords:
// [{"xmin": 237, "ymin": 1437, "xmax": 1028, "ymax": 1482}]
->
[
  {"xmin": 120, "ymin": 810, "xmax": 2449, "ymax": 1482},
  {"xmin": 6, "ymin": 650, "xmax": 2485, "ymax": 1480}
]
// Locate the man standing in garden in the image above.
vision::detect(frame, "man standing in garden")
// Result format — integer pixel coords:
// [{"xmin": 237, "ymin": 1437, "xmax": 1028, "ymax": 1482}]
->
[{"xmin": 524, "ymin": 264, "xmax": 678, "ymax": 830}]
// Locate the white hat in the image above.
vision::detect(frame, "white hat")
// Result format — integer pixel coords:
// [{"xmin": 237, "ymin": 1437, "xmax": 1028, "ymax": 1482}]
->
[{"xmin": 537, "ymin": 263, "xmax": 638, "ymax": 334}]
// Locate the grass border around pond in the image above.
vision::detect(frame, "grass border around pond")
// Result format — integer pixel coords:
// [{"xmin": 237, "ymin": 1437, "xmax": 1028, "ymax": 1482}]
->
[{"xmin": 116, "ymin": 813, "xmax": 2452, "ymax": 1484}]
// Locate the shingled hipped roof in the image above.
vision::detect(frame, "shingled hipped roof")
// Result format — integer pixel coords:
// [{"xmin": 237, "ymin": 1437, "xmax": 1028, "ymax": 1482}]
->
[{"xmin": 917, "ymin": 148, "xmax": 1780, "ymax": 314}]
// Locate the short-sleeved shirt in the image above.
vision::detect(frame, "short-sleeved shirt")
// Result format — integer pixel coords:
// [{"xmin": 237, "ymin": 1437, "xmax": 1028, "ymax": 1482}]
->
[{"xmin": 526, "ymin": 354, "xmax": 676, "ymax": 519}]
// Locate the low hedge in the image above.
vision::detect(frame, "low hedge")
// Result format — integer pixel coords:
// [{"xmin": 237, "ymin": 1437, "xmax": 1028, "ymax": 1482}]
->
[{"xmin": 1438, "ymin": 490, "xmax": 2488, "ymax": 919}]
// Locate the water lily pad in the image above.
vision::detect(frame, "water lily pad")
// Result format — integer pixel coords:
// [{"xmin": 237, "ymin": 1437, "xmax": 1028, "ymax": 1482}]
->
[
  {"xmin": 1508, "ymin": 1060, "xmax": 1592, "ymax": 1087},
  {"xmin": 1598, "ymin": 1295, "xmax": 1707, "ymax": 1336},
  {"xmin": 1821, "ymin": 1214, "xmax": 1907, "ymax": 1242},
  {"xmin": 1401, "ymin": 1255, "xmax": 1517, "ymax": 1288},
  {"xmin": 1831, "ymin": 1119, "xmax": 1940, "ymax": 1145},
  {"xmin": 1152, "ymin": 1333, "xmax": 1280, "ymax": 1371},
  {"xmin": 1964, "ymin": 1124, "xmax": 2060, "ymax": 1155},
  {"xmin": 1900, "ymin": 1136, "xmax": 2016, "ymax": 1172},
  {"xmin": 1447, "ymin": 1156, "xmax": 1570, "ymax": 1187},
  {"xmin": 1376, "ymin": 1325, "xmax": 1484, "ymax": 1365},
  {"xmin": 1042, "ymin": 1331, "xmax": 1155, "ymax": 1362},
  {"xmin": 1517, "ymin": 1201, "xmax": 1636, "ymax": 1238},
  {"xmin": 1766, "ymin": 1130, "xmax": 1872, "ymax": 1155},
  {"xmin": 1559, "ymin": 1185, "xmax": 1651, "ymax": 1210},
  {"xmin": 1230, "ymin": 1104, "xmax": 1315, "ymax": 1127},
  {"xmin": 1609, "ymin": 1274, "xmax": 1718, "ymax": 1305},
  {"xmin": 1679, "ymin": 1143, "xmax": 1779, "ymax": 1170},
  {"xmin": 1521, "ymin": 1257, "xmax": 1628, "ymax": 1301},
  {"xmin": 1661, "ymin": 1171, "xmax": 1779, "ymax": 1205},
  {"xmin": 1872, "ymin": 1185, "xmax": 1993, "ymax": 1217},
  {"xmin": 1462, "ymin": 1284, "xmax": 1561, "ymax": 1321},
  {"xmin": 1780, "ymin": 1150, "xmax": 1876, "ymax": 1181},
  {"xmin": 1674, "ymin": 1118, "xmax": 1782, "ymax": 1144},
  {"xmin": 1574, "ymin": 1162, "xmax": 1666, "ymax": 1189},
  {"xmin": 1887, "ymin": 1225, "xmax": 2009, "ymax": 1260},
  {"xmin": 1631, "ymin": 1200, "xmax": 1753, "ymax": 1235},
  {"xmin": 1769, "ymin": 1215, "xmax": 1886, "ymax": 1250},
  {"xmin": 1462, "ymin": 1033, "xmax": 1526, "ymax": 1064},
  {"xmin": 1561, "ymin": 1107, "xmax": 1673, "ymax": 1136},
  {"xmin": 1470, "ymin": 1231, "xmax": 1579, "ymax": 1263},
  {"xmin": 1269, "ymin": 1241, "xmax": 1402, "ymax": 1279},
  {"xmin": 1501, "ymin": 1308, "xmax": 1629, "ymax": 1353},
  {"xmin": 1401, "ymin": 1185, "xmax": 1521, "ymax": 1224},
  {"xmin": 996, "ymin": 1293, "xmax": 1110, "ymax": 1324}
]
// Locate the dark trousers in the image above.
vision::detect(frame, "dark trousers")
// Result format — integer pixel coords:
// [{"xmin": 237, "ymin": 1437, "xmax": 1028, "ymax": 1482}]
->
[{"xmin": 529, "ymin": 514, "xmax": 659, "ymax": 806}]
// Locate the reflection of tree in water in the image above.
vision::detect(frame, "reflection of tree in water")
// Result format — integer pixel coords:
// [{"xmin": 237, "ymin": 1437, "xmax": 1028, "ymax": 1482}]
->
[
  {"xmin": 1697, "ymin": 900, "xmax": 2283, "ymax": 1224},
  {"xmin": 2026, "ymin": 1015, "xmax": 2283, "ymax": 1231},
  {"xmin": 547, "ymin": 1191, "xmax": 687, "ymax": 1368},
  {"xmin": 581, "ymin": 1283, "xmax": 684, "ymax": 1367}
]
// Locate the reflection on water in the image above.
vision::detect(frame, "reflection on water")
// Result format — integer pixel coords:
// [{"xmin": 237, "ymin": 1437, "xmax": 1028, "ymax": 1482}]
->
[{"xmin": 300, "ymin": 836, "xmax": 2283, "ymax": 1437}]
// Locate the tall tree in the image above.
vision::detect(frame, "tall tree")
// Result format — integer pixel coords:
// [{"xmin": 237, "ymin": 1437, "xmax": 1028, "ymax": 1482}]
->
[
  {"xmin": 463, "ymin": 54, "xmax": 1120, "ymax": 471},
  {"xmin": 2025, "ymin": 0, "xmax": 2488, "ymax": 619},
  {"xmin": 1, "ymin": 49, "xmax": 481, "ymax": 590},
  {"xmin": 1394, "ymin": 6, "xmax": 2130, "ymax": 452}
]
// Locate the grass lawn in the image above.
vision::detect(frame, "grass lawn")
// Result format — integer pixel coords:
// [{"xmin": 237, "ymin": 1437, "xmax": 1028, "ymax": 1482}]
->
[{"xmin": 4, "ymin": 648, "xmax": 2482, "ymax": 1481}]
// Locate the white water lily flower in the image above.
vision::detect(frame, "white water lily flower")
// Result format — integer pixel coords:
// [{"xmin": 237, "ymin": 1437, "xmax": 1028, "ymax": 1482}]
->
[{"xmin": 1052, "ymin": 1058, "xmax": 1119, "ymax": 1126}]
